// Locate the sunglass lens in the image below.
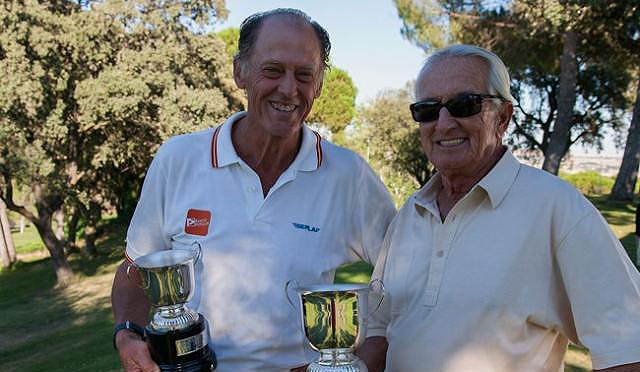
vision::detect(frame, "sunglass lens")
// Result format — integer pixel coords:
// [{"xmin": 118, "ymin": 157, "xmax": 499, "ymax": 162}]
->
[
  {"xmin": 412, "ymin": 101, "xmax": 440, "ymax": 122},
  {"xmin": 447, "ymin": 95, "xmax": 483, "ymax": 117}
]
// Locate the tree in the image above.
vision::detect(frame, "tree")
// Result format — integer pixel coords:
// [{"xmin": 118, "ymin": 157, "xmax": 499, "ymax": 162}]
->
[
  {"xmin": 217, "ymin": 27, "xmax": 239, "ymax": 60},
  {"xmin": 352, "ymin": 85, "xmax": 432, "ymax": 204},
  {"xmin": 0, "ymin": 0, "xmax": 242, "ymax": 284},
  {"xmin": 612, "ymin": 79, "xmax": 640, "ymax": 200},
  {"xmin": 0, "ymin": 198, "xmax": 17, "ymax": 269},
  {"xmin": 393, "ymin": 0, "xmax": 634, "ymax": 175},
  {"xmin": 603, "ymin": 1, "xmax": 640, "ymax": 200},
  {"xmin": 306, "ymin": 67, "xmax": 357, "ymax": 144}
]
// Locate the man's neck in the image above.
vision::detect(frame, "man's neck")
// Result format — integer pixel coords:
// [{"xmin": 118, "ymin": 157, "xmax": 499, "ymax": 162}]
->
[{"xmin": 231, "ymin": 116, "xmax": 302, "ymax": 196}]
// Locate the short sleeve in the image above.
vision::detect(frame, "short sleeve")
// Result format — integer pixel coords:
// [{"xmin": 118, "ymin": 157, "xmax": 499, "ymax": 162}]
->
[
  {"xmin": 347, "ymin": 160, "xmax": 396, "ymax": 265},
  {"xmin": 366, "ymin": 216, "xmax": 395, "ymax": 338},
  {"xmin": 125, "ymin": 147, "xmax": 172, "ymax": 262},
  {"xmin": 554, "ymin": 210, "xmax": 640, "ymax": 369}
]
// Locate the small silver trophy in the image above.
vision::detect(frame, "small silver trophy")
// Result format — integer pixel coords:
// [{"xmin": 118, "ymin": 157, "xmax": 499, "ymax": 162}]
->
[
  {"xmin": 127, "ymin": 245, "xmax": 216, "ymax": 372},
  {"xmin": 286, "ymin": 281, "xmax": 384, "ymax": 372}
]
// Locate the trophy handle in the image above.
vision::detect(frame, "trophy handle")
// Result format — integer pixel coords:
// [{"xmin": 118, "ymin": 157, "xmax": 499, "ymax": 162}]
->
[
  {"xmin": 126, "ymin": 263, "xmax": 150, "ymax": 290},
  {"xmin": 369, "ymin": 278, "xmax": 386, "ymax": 315},
  {"xmin": 191, "ymin": 241, "xmax": 202, "ymax": 264},
  {"xmin": 284, "ymin": 280, "xmax": 300, "ymax": 308}
]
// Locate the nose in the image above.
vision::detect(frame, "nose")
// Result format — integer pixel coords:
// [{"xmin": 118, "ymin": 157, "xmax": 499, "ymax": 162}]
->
[
  {"xmin": 278, "ymin": 71, "xmax": 298, "ymax": 97},
  {"xmin": 435, "ymin": 106, "xmax": 457, "ymax": 130}
]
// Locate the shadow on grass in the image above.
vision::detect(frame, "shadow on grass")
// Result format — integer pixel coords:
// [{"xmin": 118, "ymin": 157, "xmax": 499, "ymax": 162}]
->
[
  {"xmin": 620, "ymin": 232, "xmax": 638, "ymax": 266},
  {"xmin": 587, "ymin": 195, "xmax": 636, "ymax": 227},
  {"xmin": 565, "ymin": 365, "xmax": 590, "ymax": 372},
  {"xmin": 0, "ymin": 220, "xmax": 127, "ymax": 372}
]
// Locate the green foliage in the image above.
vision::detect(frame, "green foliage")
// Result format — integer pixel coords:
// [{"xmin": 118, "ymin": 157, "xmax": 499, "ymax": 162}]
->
[
  {"xmin": 217, "ymin": 27, "xmax": 240, "ymax": 59},
  {"xmin": 561, "ymin": 171, "xmax": 614, "ymax": 195},
  {"xmin": 351, "ymin": 85, "xmax": 431, "ymax": 205},
  {"xmin": 561, "ymin": 171, "xmax": 640, "ymax": 196},
  {"xmin": 307, "ymin": 66, "xmax": 358, "ymax": 140}
]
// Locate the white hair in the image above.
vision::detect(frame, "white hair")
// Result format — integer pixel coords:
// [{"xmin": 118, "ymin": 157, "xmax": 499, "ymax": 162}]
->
[{"xmin": 417, "ymin": 44, "xmax": 514, "ymax": 103}]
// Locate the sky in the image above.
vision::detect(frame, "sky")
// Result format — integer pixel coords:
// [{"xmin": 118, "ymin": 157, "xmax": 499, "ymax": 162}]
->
[{"xmin": 212, "ymin": 0, "xmax": 622, "ymax": 156}]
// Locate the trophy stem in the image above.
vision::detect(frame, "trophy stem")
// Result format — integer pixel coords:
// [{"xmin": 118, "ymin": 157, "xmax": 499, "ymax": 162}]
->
[{"xmin": 151, "ymin": 304, "xmax": 200, "ymax": 331}]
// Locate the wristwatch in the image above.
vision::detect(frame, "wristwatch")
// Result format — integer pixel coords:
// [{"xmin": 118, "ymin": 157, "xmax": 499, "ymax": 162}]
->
[{"xmin": 113, "ymin": 321, "xmax": 146, "ymax": 350}]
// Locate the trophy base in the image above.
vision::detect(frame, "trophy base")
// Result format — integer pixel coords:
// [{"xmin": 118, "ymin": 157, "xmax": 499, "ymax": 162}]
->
[
  {"xmin": 147, "ymin": 315, "xmax": 216, "ymax": 371},
  {"xmin": 156, "ymin": 345, "xmax": 216, "ymax": 372},
  {"xmin": 307, "ymin": 359, "xmax": 368, "ymax": 372}
]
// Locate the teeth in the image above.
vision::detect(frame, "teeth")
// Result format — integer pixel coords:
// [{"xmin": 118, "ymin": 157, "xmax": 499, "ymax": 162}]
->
[
  {"xmin": 439, "ymin": 138, "xmax": 465, "ymax": 147},
  {"xmin": 270, "ymin": 102, "xmax": 296, "ymax": 112}
]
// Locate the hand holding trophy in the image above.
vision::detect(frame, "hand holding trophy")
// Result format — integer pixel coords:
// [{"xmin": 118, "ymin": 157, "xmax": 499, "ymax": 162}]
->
[{"xmin": 126, "ymin": 243, "xmax": 216, "ymax": 372}]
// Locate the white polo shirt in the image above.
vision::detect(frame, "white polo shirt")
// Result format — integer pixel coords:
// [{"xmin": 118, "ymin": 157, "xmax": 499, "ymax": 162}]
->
[
  {"xmin": 369, "ymin": 150, "xmax": 640, "ymax": 372},
  {"xmin": 126, "ymin": 112, "xmax": 396, "ymax": 372}
]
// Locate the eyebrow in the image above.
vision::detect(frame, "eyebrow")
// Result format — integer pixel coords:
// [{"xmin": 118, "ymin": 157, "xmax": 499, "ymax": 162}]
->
[
  {"xmin": 261, "ymin": 60, "xmax": 319, "ymax": 72},
  {"xmin": 419, "ymin": 91, "xmax": 479, "ymax": 101}
]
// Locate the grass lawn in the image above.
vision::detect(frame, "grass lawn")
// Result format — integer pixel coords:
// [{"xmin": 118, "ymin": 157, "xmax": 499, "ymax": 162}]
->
[{"xmin": 1, "ymin": 195, "xmax": 636, "ymax": 372}]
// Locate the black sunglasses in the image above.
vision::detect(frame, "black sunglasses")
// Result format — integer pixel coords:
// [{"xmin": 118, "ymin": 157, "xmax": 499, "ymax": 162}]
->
[{"xmin": 410, "ymin": 93, "xmax": 504, "ymax": 123}]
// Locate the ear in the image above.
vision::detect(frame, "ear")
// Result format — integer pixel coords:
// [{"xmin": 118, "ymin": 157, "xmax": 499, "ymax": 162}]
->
[
  {"xmin": 233, "ymin": 58, "xmax": 246, "ymax": 89},
  {"xmin": 314, "ymin": 74, "xmax": 324, "ymax": 98},
  {"xmin": 497, "ymin": 100, "xmax": 513, "ymax": 134}
]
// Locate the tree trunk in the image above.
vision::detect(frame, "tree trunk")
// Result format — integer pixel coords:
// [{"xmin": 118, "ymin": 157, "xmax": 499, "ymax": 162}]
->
[
  {"xmin": 0, "ymin": 199, "xmax": 16, "ymax": 267},
  {"xmin": 1, "ymin": 175, "xmax": 74, "ymax": 284},
  {"xmin": 542, "ymin": 30, "xmax": 578, "ymax": 175},
  {"xmin": 35, "ymin": 218, "xmax": 74, "ymax": 284},
  {"xmin": 66, "ymin": 207, "xmax": 80, "ymax": 253},
  {"xmin": 611, "ymin": 78, "xmax": 640, "ymax": 200},
  {"xmin": 84, "ymin": 224, "xmax": 97, "ymax": 257},
  {"xmin": 83, "ymin": 200, "xmax": 102, "ymax": 257}
]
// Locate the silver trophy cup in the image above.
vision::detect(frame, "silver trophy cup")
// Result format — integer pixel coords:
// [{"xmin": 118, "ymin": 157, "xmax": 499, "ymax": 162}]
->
[
  {"xmin": 127, "ymin": 245, "xmax": 216, "ymax": 372},
  {"xmin": 286, "ymin": 281, "xmax": 384, "ymax": 372}
]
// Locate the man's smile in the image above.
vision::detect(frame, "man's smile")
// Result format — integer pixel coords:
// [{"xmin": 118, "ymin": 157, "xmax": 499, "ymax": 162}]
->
[
  {"xmin": 269, "ymin": 101, "xmax": 297, "ymax": 112},
  {"xmin": 436, "ymin": 138, "xmax": 466, "ymax": 147}
]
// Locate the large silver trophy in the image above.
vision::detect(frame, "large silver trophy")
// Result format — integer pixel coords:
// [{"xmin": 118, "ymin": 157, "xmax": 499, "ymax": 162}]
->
[
  {"xmin": 127, "ymin": 245, "xmax": 216, "ymax": 372},
  {"xmin": 286, "ymin": 281, "xmax": 384, "ymax": 372}
]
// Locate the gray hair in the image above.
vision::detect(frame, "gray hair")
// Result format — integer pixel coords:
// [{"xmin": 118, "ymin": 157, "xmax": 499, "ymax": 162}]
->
[
  {"xmin": 235, "ymin": 8, "xmax": 331, "ymax": 73},
  {"xmin": 418, "ymin": 44, "xmax": 514, "ymax": 103}
]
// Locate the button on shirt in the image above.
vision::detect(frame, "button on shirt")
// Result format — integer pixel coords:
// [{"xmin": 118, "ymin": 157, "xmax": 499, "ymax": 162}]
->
[
  {"xmin": 369, "ymin": 150, "xmax": 640, "ymax": 372},
  {"xmin": 126, "ymin": 112, "xmax": 396, "ymax": 372}
]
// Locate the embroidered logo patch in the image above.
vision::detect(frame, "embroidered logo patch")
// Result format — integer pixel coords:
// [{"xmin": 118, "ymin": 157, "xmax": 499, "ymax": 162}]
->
[
  {"xmin": 185, "ymin": 209, "xmax": 211, "ymax": 236},
  {"xmin": 292, "ymin": 222, "xmax": 320, "ymax": 233}
]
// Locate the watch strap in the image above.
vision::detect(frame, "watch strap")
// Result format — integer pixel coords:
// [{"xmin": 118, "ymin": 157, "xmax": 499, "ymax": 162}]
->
[{"xmin": 113, "ymin": 321, "xmax": 146, "ymax": 350}]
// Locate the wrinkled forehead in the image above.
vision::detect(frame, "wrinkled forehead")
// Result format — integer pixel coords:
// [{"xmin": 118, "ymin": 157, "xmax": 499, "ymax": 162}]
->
[
  {"xmin": 251, "ymin": 14, "xmax": 322, "ymax": 64},
  {"xmin": 416, "ymin": 56, "xmax": 490, "ymax": 100}
]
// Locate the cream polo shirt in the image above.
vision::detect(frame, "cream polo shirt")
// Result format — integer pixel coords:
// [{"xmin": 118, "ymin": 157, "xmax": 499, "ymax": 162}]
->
[
  {"xmin": 369, "ymin": 150, "xmax": 640, "ymax": 372},
  {"xmin": 126, "ymin": 112, "xmax": 396, "ymax": 372}
]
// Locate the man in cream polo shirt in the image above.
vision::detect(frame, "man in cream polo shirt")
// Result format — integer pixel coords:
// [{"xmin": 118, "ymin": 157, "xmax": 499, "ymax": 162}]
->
[
  {"xmin": 111, "ymin": 9, "xmax": 395, "ymax": 372},
  {"xmin": 365, "ymin": 45, "xmax": 640, "ymax": 372}
]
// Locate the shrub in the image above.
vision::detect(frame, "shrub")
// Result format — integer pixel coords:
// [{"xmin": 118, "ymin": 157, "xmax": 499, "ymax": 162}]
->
[{"xmin": 560, "ymin": 171, "xmax": 614, "ymax": 195}]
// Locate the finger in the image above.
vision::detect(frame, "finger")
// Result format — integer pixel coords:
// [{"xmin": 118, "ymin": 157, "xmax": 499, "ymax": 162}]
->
[{"xmin": 119, "ymin": 339, "xmax": 159, "ymax": 372}]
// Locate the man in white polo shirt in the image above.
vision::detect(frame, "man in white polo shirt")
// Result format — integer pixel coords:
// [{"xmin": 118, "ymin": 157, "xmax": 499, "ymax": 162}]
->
[
  {"xmin": 111, "ymin": 8, "xmax": 395, "ymax": 372},
  {"xmin": 364, "ymin": 44, "xmax": 640, "ymax": 372}
]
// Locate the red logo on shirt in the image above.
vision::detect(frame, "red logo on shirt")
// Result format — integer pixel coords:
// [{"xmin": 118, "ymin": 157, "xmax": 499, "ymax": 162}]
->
[{"xmin": 185, "ymin": 209, "xmax": 211, "ymax": 236}]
